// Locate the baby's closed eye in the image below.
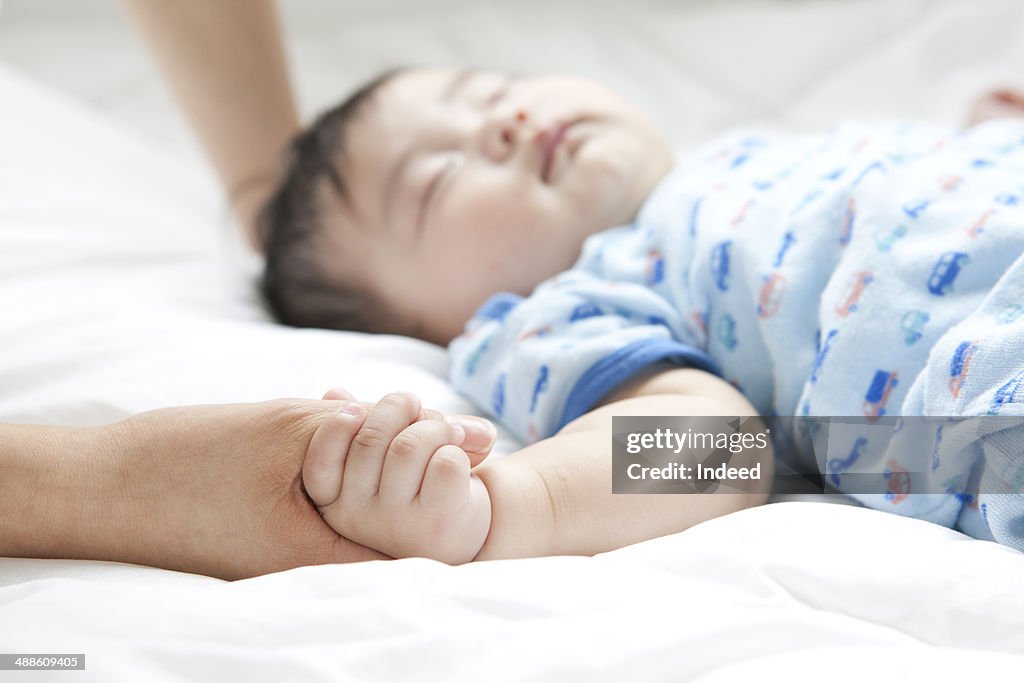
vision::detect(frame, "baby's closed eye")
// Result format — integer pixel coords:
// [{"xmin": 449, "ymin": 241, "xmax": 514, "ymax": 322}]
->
[{"xmin": 417, "ymin": 151, "xmax": 463, "ymax": 230}]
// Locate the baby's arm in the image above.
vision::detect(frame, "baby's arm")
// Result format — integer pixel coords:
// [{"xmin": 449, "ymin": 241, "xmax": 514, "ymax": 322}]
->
[
  {"xmin": 305, "ymin": 369, "xmax": 771, "ymax": 563},
  {"xmin": 472, "ymin": 366, "xmax": 772, "ymax": 560}
]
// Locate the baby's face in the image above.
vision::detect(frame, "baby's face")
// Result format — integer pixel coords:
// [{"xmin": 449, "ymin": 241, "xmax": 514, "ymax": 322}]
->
[{"xmin": 324, "ymin": 67, "xmax": 673, "ymax": 344}]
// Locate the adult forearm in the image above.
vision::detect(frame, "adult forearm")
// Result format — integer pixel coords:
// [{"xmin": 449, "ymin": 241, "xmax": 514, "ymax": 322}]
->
[
  {"xmin": 121, "ymin": 0, "xmax": 299, "ymax": 247},
  {"xmin": 0, "ymin": 424, "xmax": 128, "ymax": 562},
  {"xmin": 1, "ymin": 402, "xmax": 388, "ymax": 579}
]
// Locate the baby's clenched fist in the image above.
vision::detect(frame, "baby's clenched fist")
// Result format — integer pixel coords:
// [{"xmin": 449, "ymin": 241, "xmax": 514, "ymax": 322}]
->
[{"xmin": 302, "ymin": 389, "xmax": 495, "ymax": 564}]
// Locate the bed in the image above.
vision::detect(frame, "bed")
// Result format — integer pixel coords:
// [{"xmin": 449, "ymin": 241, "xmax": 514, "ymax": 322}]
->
[{"xmin": 2, "ymin": 1, "xmax": 1024, "ymax": 680}]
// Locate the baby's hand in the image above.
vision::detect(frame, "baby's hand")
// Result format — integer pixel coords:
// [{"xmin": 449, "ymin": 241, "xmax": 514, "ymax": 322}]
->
[{"xmin": 303, "ymin": 389, "xmax": 495, "ymax": 564}]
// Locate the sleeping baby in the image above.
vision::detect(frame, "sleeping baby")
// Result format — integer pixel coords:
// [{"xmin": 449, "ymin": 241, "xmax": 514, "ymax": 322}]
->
[{"xmin": 261, "ymin": 68, "xmax": 1024, "ymax": 560}]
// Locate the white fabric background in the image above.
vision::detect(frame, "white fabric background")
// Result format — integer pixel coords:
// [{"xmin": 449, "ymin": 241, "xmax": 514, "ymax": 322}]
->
[{"xmin": 4, "ymin": 0, "xmax": 1024, "ymax": 164}]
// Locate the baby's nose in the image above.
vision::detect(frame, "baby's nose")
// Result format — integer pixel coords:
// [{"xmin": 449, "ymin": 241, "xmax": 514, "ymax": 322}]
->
[{"xmin": 480, "ymin": 108, "xmax": 529, "ymax": 163}]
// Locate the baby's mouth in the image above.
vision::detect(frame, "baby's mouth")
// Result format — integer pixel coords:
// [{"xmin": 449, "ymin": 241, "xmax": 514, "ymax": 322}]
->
[{"xmin": 539, "ymin": 120, "xmax": 575, "ymax": 183}]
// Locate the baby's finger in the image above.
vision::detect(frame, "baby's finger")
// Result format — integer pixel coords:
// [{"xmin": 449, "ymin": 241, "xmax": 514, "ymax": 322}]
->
[
  {"xmin": 379, "ymin": 419, "xmax": 462, "ymax": 502},
  {"xmin": 322, "ymin": 387, "xmax": 357, "ymax": 401},
  {"xmin": 303, "ymin": 403, "xmax": 366, "ymax": 507},
  {"xmin": 342, "ymin": 392, "xmax": 422, "ymax": 501},
  {"xmin": 419, "ymin": 445, "xmax": 472, "ymax": 509},
  {"xmin": 417, "ymin": 408, "xmax": 445, "ymax": 423},
  {"xmin": 414, "ymin": 408, "xmax": 493, "ymax": 467},
  {"xmin": 445, "ymin": 415, "xmax": 497, "ymax": 467}
]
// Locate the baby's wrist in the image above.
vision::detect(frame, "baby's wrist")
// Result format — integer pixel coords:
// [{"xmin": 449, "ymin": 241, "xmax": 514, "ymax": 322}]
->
[{"xmin": 470, "ymin": 463, "xmax": 554, "ymax": 562}]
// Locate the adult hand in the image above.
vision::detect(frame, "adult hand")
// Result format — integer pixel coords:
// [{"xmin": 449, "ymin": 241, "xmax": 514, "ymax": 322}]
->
[
  {"xmin": 103, "ymin": 398, "xmax": 394, "ymax": 579},
  {"xmin": 0, "ymin": 399, "xmax": 389, "ymax": 580}
]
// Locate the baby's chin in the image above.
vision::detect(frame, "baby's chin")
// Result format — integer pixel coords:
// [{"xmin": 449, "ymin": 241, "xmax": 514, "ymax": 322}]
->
[
  {"xmin": 586, "ymin": 182, "xmax": 654, "ymax": 232},
  {"xmin": 573, "ymin": 146, "xmax": 672, "ymax": 228}
]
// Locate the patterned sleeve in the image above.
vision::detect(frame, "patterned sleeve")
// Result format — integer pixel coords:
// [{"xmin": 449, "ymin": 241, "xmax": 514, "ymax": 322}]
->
[{"xmin": 448, "ymin": 269, "xmax": 719, "ymax": 443}]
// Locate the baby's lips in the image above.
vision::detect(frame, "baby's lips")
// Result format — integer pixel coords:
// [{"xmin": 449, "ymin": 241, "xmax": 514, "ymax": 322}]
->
[{"xmin": 446, "ymin": 415, "xmax": 497, "ymax": 454}]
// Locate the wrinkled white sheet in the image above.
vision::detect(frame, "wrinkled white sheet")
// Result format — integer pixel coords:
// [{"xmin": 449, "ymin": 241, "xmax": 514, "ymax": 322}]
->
[
  {"xmin": 3, "ymin": 0, "xmax": 1024, "ymax": 679},
  {"xmin": 1, "ymin": 503, "xmax": 1022, "ymax": 682}
]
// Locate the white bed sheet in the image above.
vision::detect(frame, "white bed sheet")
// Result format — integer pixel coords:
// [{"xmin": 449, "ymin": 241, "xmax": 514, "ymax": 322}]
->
[
  {"xmin": 3, "ymin": 0, "xmax": 1024, "ymax": 679},
  {"xmin": 1, "ymin": 503, "xmax": 1022, "ymax": 682}
]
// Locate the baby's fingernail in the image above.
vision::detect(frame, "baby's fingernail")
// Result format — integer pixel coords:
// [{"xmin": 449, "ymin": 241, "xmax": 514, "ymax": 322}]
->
[
  {"xmin": 337, "ymin": 402, "xmax": 363, "ymax": 418},
  {"xmin": 446, "ymin": 420, "xmax": 466, "ymax": 444},
  {"xmin": 450, "ymin": 416, "xmax": 496, "ymax": 449}
]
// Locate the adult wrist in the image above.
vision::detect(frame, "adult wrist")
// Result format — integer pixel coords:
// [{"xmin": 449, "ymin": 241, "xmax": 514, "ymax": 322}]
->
[{"xmin": 0, "ymin": 423, "xmax": 127, "ymax": 563}]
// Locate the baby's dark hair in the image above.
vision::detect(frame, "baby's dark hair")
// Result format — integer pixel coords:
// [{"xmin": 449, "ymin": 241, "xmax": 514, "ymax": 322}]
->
[{"xmin": 258, "ymin": 68, "xmax": 405, "ymax": 333}]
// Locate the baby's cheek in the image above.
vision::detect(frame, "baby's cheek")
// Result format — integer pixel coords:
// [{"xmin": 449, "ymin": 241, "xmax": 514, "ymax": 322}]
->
[{"xmin": 441, "ymin": 183, "xmax": 574, "ymax": 286}]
